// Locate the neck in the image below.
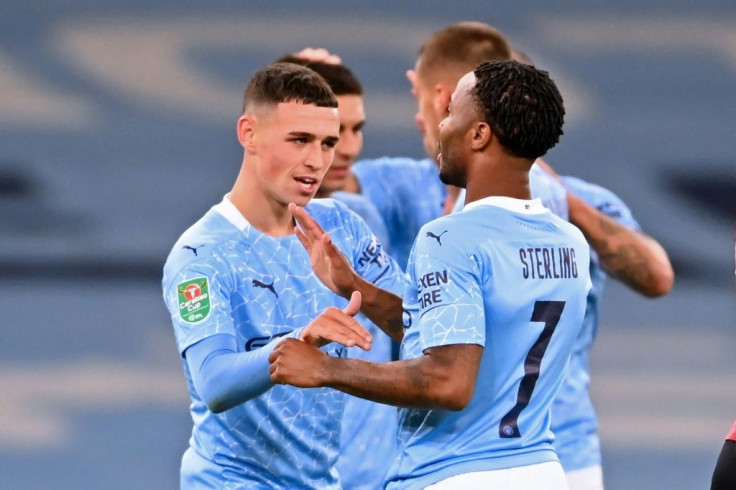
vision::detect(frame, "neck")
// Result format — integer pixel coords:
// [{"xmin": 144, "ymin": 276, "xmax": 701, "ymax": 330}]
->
[
  {"xmin": 464, "ymin": 155, "xmax": 533, "ymax": 205},
  {"xmin": 229, "ymin": 162, "xmax": 296, "ymax": 237}
]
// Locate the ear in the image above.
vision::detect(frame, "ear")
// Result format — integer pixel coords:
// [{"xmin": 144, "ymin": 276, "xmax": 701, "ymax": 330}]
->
[
  {"xmin": 433, "ymin": 84, "xmax": 452, "ymax": 118},
  {"xmin": 470, "ymin": 122, "xmax": 492, "ymax": 151},
  {"xmin": 237, "ymin": 114, "xmax": 256, "ymax": 151}
]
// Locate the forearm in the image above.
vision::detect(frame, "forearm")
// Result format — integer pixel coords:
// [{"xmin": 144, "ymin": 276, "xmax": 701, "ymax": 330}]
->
[
  {"xmin": 321, "ymin": 356, "xmax": 467, "ymax": 411},
  {"xmin": 187, "ymin": 331, "xmax": 301, "ymax": 413},
  {"xmin": 568, "ymin": 195, "xmax": 674, "ymax": 297},
  {"xmin": 352, "ymin": 276, "xmax": 405, "ymax": 343}
]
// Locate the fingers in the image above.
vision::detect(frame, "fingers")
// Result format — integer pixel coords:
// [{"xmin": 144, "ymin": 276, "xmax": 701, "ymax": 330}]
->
[
  {"xmin": 342, "ymin": 290, "xmax": 362, "ymax": 317},
  {"xmin": 302, "ymin": 307, "xmax": 373, "ymax": 350},
  {"xmin": 290, "ymin": 202, "xmax": 326, "ymax": 239}
]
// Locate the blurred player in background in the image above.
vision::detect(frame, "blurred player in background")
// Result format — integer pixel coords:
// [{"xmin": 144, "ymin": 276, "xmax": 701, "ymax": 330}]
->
[
  {"xmin": 271, "ymin": 60, "xmax": 591, "ymax": 490},
  {"xmin": 162, "ymin": 62, "xmax": 405, "ymax": 488},
  {"xmin": 353, "ymin": 22, "xmax": 569, "ymax": 269},
  {"xmin": 275, "ymin": 52, "xmax": 398, "ymax": 490}
]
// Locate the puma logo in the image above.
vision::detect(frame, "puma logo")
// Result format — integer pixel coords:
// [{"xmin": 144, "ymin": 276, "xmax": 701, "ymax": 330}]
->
[
  {"xmin": 182, "ymin": 244, "xmax": 205, "ymax": 256},
  {"xmin": 252, "ymin": 279, "xmax": 278, "ymax": 297},
  {"xmin": 425, "ymin": 230, "xmax": 448, "ymax": 246}
]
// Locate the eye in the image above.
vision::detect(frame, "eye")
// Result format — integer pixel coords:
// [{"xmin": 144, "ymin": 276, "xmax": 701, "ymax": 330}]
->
[{"xmin": 322, "ymin": 140, "xmax": 337, "ymax": 149}]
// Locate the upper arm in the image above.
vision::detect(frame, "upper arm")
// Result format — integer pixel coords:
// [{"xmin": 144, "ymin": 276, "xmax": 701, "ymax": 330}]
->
[
  {"xmin": 163, "ymin": 261, "xmax": 235, "ymax": 356},
  {"xmin": 421, "ymin": 343, "xmax": 484, "ymax": 410}
]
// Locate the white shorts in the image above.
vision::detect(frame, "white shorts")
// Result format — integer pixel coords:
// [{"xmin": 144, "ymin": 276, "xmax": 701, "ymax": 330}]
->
[
  {"xmin": 566, "ymin": 465, "xmax": 604, "ymax": 490},
  {"xmin": 425, "ymin": 461, "xmax": 569, "ymax": 490}
]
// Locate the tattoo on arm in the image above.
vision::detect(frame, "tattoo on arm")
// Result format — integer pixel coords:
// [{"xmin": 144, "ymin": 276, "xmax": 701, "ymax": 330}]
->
[{"xmin": 588, "ymin": 214, "xmax": 654, "ymax": 294}]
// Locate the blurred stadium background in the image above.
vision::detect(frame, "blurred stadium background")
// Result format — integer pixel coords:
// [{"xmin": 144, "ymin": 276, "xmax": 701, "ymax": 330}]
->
[{"xmin": 1, "ymin": 1, "xmax": 734, "ymax": 488}]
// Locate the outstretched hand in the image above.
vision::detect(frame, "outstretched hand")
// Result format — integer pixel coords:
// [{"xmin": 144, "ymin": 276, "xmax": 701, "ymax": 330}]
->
[
  {"xmin": 290, "ymin": 202, "xmax": 360, "ymax": 298},
  {"xmin": 270, "ymin": 291, "xmax": 368, "ymax": 387},
  {"xmin": 300, "ymin": 291, "xmax": 372, "ymax": 350}
]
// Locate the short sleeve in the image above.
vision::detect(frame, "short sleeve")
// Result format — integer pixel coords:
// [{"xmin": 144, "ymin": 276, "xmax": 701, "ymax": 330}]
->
[
  {"xmin": 163, "ymin": 261, "xmax": 235, "ymax": 356},
  {"xmin": 562, "ymin": 176, "xmax": 641, "ymax": 230},
  {"xmin": 408, "ymin": 225, "xmax": 485, "ymax": 352}
]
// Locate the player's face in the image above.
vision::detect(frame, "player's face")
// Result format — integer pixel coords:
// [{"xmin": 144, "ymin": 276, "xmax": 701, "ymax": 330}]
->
[
  {"xmin": 319, "ymin": 94, "xmax": 365, "ymax": 195},
  {"xmin": 408, "ymin": 63, "xmax": 443, "ymax": 161},
  {"xmin": 249, "ymin": 102, "xmax": 340, "ymax": 207},
  {"xmin": 438, "ymin": 72, "xmax": 477, "ymax": 188}
]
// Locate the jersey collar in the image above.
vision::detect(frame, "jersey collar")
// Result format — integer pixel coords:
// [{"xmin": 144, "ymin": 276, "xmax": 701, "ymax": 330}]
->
[
  {"xmin": 213, "ymin": 194, "xmax": 249, "ymax": 230},
  {"xmin": 463, "ymin": 196, "xmax": 547, "ymax": 214}
]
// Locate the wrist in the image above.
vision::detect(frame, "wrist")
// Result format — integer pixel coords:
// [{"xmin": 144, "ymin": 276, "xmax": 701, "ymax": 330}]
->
[
  {"xmin": 337, "ymin": 272, "xmax": 363, "ymax": 299},
  {"xmin": 316, "ymin": 354, "xmax": 337, "ymax": 387}
]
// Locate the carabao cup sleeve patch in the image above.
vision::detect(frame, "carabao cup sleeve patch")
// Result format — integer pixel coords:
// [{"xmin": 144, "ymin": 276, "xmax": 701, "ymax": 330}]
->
[{"xmin": 176, "ymin": 277, "xmax": 211, "ymax": 324}]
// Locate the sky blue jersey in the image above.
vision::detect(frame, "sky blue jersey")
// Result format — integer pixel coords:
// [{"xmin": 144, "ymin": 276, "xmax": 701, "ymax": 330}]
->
[
  {"xmin": 353, "ymin": 157, "xmax": 447, "ymax": 270},
  {"xmin": 331, "ymin": 190, "xmax": 400, "ymax": 489},
  {"xmin": 551, "ymin": 176, "xmax": 640, "ymax": 472},
  {"xmin": 452, "ymin": 163, "xmax": 569, "ymax": 220},
  {"xmin": 387, "ymin": 197, "xmax": 590, "ymax": 489},
  {"xmin": 162, "ymin": 196, "xmax": 405, "ymax": 489}
]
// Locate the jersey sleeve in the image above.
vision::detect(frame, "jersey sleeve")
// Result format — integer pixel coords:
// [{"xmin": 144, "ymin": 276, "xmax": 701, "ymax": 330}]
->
[
  {"xmin": 163, "ymin": 259, "xmax": 236, "ymax": 356},
  {"xmin": 562, "ymin": 176, "xmax": 641, "ymax": 230},
  {"xmin": 408, "ymin": 223, "xmax": 486, "ymax": 352}
]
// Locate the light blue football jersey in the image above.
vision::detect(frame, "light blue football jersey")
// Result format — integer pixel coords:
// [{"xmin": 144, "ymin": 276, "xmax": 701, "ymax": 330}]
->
[
  {"xmin": 551, "ymin": 176, "xmax": 640, "ymax": 472},
  {"xmin": 162, "ymin": 196, "xmax": 405, "ymax": 489},
  {"xmin": 451, "ymin": 163, "xmax": 569, "ymax": 220},
  {"xmin": 386, "ymin": 197, "xmax": 590, "ymax": 489},
  {"xmin": 332, "ymin": 191, "xmax": 392, "ymax": 255},
  {"xmin": 352, "ymin": 157, "xmax": 447, "ymax": 270},
  {"xmin": 330, "ymin": 191, "xmax": 400, "ymax": 489}
]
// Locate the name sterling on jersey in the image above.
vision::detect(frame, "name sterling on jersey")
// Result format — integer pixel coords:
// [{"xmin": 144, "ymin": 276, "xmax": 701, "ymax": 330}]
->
[
  {"xmin": 519, "ymin": 246, "xmax": 579, "ymax": 279},
  {"xmin": 418, "ymin": 270, "xmax": 449, "ymax": 310}
]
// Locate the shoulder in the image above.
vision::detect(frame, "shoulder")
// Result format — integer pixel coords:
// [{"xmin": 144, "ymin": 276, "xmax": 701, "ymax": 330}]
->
[
  {"xmin": 331, "ymin": 191, "xmax": 376, "ymax": 212},
  {"xmin": 415, "ymin": 214, "xmax": 469, "ymax": 255},
  {"xmin": 550, "ymin": 212, "xmax": 589, "ymax": 247},
  {"xmin": 162, "ymin": 207, "xmax": 242, "ymax": 287},
  {"xmin": 353, "ymin": 156, "xmax": 438, "ymax": 180},
  {"xmin": 305, "ymin": 198, "xmax": 372, "ymax": 236}
]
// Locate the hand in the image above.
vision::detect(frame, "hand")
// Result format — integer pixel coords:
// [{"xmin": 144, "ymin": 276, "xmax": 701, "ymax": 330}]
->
[
  {"xmin": 300, "ymin": 291, "xmax": 372, "ymax": 350},
  {"xmin": 269, "ymin": 338, "xmax": 329, "ymax": 388},
  {"xmin": 293, "ymin": 47, "xmax": 342, "ymax": 65},
  {"xmin": 290, "ymin": 202, "xmax": 360, "ymax": 298}
]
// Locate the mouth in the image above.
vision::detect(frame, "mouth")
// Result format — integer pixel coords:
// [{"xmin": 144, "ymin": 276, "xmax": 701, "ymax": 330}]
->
[
  {"xmin": 294, "ymin": 176, "xmax": 320, "ymax": 195},
  {"xmin": 326, "ymin": 166, "xmax": 349, "ymax": 178}
]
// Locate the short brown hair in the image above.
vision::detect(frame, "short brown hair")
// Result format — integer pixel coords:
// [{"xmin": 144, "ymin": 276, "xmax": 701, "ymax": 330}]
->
[
  {"xmin": 417, "ymin": 22, "xmax": 512, "ymax": 83},
  {"xmin": 242, "ymin": 62, "xmax": 338, "ymax": 114}
]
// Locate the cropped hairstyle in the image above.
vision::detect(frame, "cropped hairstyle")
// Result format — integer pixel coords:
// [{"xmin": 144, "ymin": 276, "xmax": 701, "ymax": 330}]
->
[
  {"xmin": 473, "ymin": 60, "xmax": 565, "ymax": 159},
  {"xmin": 242, "ymin": 62, "xmax": 338, "ymax": 114}
]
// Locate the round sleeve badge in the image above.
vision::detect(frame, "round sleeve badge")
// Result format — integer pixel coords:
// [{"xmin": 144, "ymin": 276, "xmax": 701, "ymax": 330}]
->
[{"xmin": 177, "ymin": 277, "xmax": 211, "ymax": 323}]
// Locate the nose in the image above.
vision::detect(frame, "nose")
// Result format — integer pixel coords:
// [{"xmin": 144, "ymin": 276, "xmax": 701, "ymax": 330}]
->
[
  {"xmin": 336, "ymin": 131, "xmax": 360, "ymax": 164},
  {"xmin": 304, "ymin": 142, "xmax": 325, "ymax": 170},
  {"xmin": 414, "ymin": 112, "xmax": 426, "ymax": 134}
]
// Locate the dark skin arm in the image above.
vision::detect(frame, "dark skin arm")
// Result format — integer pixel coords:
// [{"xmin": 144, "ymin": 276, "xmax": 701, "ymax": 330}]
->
[
  {"xmin": 567, "ymin": 194, "xmax": 674, "ymax": 297},
  {"xmin": 269, "ymin": 338, "xmax": 483, "ymax": 411},
  {"xmin": 534, "ymin": 159, "xmax": 674, "ymax": 297},
  {"xmin": 289, "ymin": 203, "xmax": 405, "ymax": 342}
]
